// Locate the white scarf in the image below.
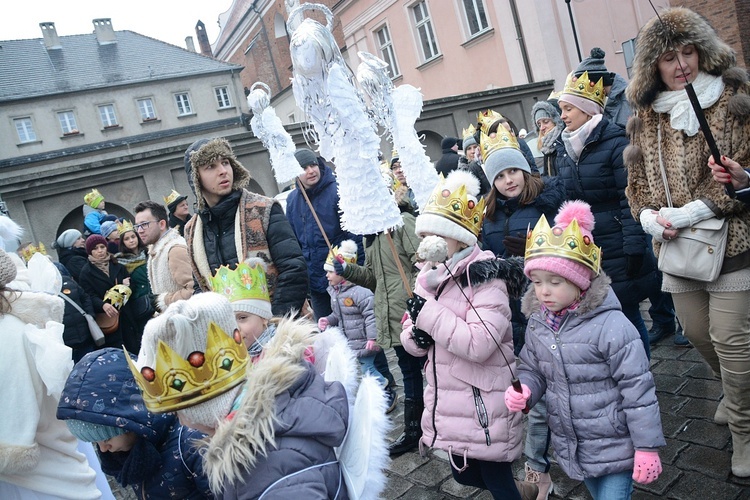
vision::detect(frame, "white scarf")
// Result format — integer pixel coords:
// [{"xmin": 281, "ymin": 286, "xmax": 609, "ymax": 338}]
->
[
  {"xmin": 561, "ymin": 114, "xmax": 603, "ymax": 163},
  {"xmin": 652, "ymin": 72, "xmax": 724, "ymax": 136}
]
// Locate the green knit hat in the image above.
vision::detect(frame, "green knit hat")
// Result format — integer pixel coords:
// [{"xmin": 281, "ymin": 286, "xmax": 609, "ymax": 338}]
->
[{"xmin": 65, "ymin": 420, "xmax": 128, "ymax": 443}]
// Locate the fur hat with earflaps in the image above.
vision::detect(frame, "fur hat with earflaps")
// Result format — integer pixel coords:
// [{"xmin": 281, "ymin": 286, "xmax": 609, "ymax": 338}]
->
[
  {"xmin": 184, "ymin": 138, "xmax": 252, "ymax": 211},
  {"xmin": 626, "ymin": 7, "xmax": 738, "ymax": 111}
]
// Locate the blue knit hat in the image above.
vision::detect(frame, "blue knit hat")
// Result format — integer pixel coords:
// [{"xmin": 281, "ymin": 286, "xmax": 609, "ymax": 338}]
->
[{"xmin": 65, "ymin": 420, "xmax": 128, "ymax": 443}]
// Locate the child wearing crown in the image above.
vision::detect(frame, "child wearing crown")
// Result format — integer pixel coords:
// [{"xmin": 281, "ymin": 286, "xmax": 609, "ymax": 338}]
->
[
  {"xmin": 318, "ymin": 240, "xmax": 394, "ymax": 400},
  {"xmin": 82, "ymin": 188, "xmax": 110, "ymax": 236},
  {"xmin": 400, "ymin": 169, "xmax": 535, "ymax": 500},
  {"xmin": 505, "ymin": 200, "xmax": 665, "ymax": 499},
  {"xmin": 130, "ymin": 293, "xmax": 350, "ymax": 498}
]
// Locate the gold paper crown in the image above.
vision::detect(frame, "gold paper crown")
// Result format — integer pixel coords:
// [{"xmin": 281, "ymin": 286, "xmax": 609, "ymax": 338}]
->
[
  {"xmin": 548, "ymin": 89, "xmax": 563, "ymax": 101},
  {"xmin": 21, "ymin": 242, "xmax": 47, "ymax": 263},
  {"xmin": 561, "ymin": 71, "xmax": 605, "ymax": 108},
  {"xmin": 84, "ymin": 188, "xmax": 104, "ymax": 208},
  {"xmin": 325, "ymin": 243, "xmax": 358, "ymax": 269},
  {"xmin": 104, "ymin": 284, "xmax": 132, "ymax": 309},
  {"xmin": 391, "ymin": 148, "xmax": 399, "ymax": 163},
  {"xmin": 116, "ymin": 219, "xmax": 135, "ymax": 236},
  {"xmin": 461, "ymin": 124, "xmax": 476, "ymax": 142},
  {"xmin": 125, "ymin": 321, "xmax": 249, "ymax": 414},
  {"xmin": 422, "ymin": 175, "xmax": 486, "ymax": 238},
  {"xmin": 209, "ymin": 261, "xmax": 270, "ymax": 305},
  {"xmin": 525, "ymin": 215, "xmax": 601, "ymax": 275},
  {"xmin": 479, "ymin": 127, "xmax": 521, "ymax": 163},
  {"xmin": 477, "ymin": 109, "xmax": 503, "ymax": 134},
  {"xmin": 163, "ymin": 189, "xmax": 184, "ymax": 207}
]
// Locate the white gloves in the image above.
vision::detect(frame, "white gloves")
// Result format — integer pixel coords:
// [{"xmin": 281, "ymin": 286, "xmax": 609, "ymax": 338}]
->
[
  {"xmin": 658, "ymin": 200, "xmax": 715, "ymax": 229},
  {"xmin": 639, "ymin": 209, "xmax": 668, "ymax": 242}
]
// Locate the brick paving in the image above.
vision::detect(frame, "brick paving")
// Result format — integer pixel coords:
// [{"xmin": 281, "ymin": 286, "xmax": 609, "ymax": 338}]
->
[{"xmin": 107, "ymin": 307, "xmax": 750, "ymax": 499}]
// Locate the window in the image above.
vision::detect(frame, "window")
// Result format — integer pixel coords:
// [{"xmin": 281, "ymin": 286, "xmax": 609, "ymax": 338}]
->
[
  {"xmin": 463, "ymin": 0, "xmax": 489, "ymax": 36},
  {"xmin": 214, "ymin": 86, "xmax": 232, "ymax": 109},
  {"xmin": 412, "ymin": 1, "xmax": 439, "ymax": 61},
  {"xmin": 98, "ymin": 104, "xmax": 118, "ymax": 128},
  {"xmin": 376, "ymin": 26, "xmax": 400, "ymax": 78},
  {"xmin": 14, "ymin": 117, "xmax": 37, "ymax": 143},
  {"xmin": 174, "ymin": 93, "xmax": 192, "ymax": 115},
  {"xmin": 57, "ymin": 110, "xmax": 79, "ymax": 135},
  {"xmin": 137, "ymin": 98, "xmax": 157, "ymax": 121}
]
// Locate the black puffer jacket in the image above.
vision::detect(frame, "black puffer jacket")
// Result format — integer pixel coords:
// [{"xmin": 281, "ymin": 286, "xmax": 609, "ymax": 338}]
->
[
  {"xmin": 553, "ymin": 118, "xmax": 657, "ymax": 305},
  {"xmin": 57, "ymin": 246, "xmax": 88, "ymax": 282},
  {"xmin": 59, "ymin": 277, "xmax": 96, "ymax": 347}
]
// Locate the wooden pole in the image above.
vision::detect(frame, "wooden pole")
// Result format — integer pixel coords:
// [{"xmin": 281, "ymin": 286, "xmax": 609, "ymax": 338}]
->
[
  {"xmin": 296, "ymin": 178, "xmax": 333, "ymax": 253},
  {"xmin": 385, "ymin": 231, "xmax": 413, "ymax": 298}
]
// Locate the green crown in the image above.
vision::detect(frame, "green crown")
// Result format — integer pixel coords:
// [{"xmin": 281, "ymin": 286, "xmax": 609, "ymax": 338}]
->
[{"xmin": 210, "ymin": 260, "xmax": 270, "ymax": 304}]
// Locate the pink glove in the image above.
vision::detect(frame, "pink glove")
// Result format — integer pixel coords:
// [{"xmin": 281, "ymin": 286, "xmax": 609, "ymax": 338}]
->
[
  {"xmin": 632, "ymin": 450, "xmax": 662, "ymax": 484},
  {"xmin": 504, "ymin": 384, "xmax": 530, "ymax": 412},
  {"xmin": 317, "ymin": 317, "xmax": 329, "ymax": 331},
  {"xmin": 365, "ymin": 340, "xmax": 380, "ymax": 352}
]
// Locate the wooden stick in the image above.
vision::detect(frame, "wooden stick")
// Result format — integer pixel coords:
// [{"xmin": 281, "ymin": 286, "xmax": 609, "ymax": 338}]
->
[{"xmin": 385, "ymin": 231, "xmax": 413, "ymax": 298}]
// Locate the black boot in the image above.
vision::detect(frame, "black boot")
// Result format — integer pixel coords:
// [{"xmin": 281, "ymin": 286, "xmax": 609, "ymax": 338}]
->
[{"xmin": 388, "ymin": 399, "xmax": 424, "ymax": 456}]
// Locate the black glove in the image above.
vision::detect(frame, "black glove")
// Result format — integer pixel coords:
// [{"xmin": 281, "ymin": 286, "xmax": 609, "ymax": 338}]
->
[
  {"xmin": 626, "ymin": 254, "xmax": 644, "ymax": 278},
  {"xmin": 412, "ymin": 327, "xmax": 435, "ymax": 349},
  {"xmin": 333, "ymin": 258, "xmax": 346, "ymax": 276},
  {"xmin": 502, "ymin": 235, "xmax": 527, "ymax": 257},
  {"xmin": 406, "ymin": 294, "xmax": 427, "ymax": 322}
]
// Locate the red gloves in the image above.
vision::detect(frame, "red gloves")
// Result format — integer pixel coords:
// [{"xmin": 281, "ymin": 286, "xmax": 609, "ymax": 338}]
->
[
  {"xmin": 504, "ymin": 383, "xmax": 530, "ymax": 412},
  {"xmin": 632, "ymin": 450, "xmax": 662, "ymax": 484}
]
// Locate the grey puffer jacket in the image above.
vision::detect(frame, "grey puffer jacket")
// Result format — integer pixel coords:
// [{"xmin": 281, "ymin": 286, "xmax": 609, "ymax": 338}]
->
[
  {"xmin": 518, "ymin": 272, "xmax": 665, "ymax": 481},
  {"xmin": 323, "ymin": 282, "xmax": 377, "ymax": 357}
]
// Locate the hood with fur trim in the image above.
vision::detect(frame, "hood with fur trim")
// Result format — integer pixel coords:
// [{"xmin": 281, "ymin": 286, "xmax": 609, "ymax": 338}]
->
[
  {"xmin": 202, "ymin": 317, "xmax": 347, "ymax": 494},
  {"xmin": 626, "ymin": 7, "xmax": 736, "ymax": 111},
  {"xmin": 531, "ymin": 100, "xmax": 564, "ymax": 132},
  {"xmin": 521, "ymin": 271, "xmax": 612, "ymax": 319},
  {"xmin": 184, "ymin": 138, "xmax": 251, "ymax": 211}
]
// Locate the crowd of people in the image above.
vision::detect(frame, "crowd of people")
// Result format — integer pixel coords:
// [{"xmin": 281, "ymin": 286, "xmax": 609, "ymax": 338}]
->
[{"xmin": 1, "ymin": 7, "xmax": 749, "ymax": 500}]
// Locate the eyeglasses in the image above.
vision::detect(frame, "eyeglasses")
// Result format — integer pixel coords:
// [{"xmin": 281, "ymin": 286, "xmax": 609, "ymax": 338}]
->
[{"xmin": 134, "ymin": 220, "xmax": 158, "ymax": 232}]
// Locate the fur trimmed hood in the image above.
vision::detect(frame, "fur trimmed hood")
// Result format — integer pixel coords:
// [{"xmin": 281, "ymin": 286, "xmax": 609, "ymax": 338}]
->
[
  {"xmin": 521, "ymin": 271, "xmax": 613, "ymax": 319},
  {"xmin": 202, "ymin": 317, "xmax": 338, "ymax": 493},
  {"xmin": 531, "ymin": 100, "xmax": 564, "ymax": 132},
  {"xmin": 184, "ymin": 138, "xmax": 251, "ymax": 211},
  {"xmin": 456, "ymin": 256, "xmax": 528, "ymax": 301},
  {"xmin": 626, "ymin": 7, "xmax": 736, "ymax": 111}
]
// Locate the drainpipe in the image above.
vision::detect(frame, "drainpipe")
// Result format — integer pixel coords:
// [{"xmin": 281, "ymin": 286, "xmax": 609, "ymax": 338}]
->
[{"xmin": 508, "ymin": 0, "xmax": 533, "ymax": 83}]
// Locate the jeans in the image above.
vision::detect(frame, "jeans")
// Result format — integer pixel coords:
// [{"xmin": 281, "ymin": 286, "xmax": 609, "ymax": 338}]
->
[
  {"xmin": 450, "ymin": 456, "xmax": 520, "ymax": 500},
  {"xmin": 372, "ymin": 349, "xmax": 396, "ymax": 387},
  {"xmin": 359, "ymin": 355, "xmax": 388, "ymax": 387},
  {"xmin": 583, "ymin": 471, "xmax": 633, "ymax": 500},
  {"xmin": 645, "ymin": 237, "xmax": 677, "ymax": 330},
  {"xmin": 620, "ymin": 300, "xmax": 651, "ymax": 360},
  {"xmin": 524, "ymin": 395, "xmax": 552, "ymax": 472},
  {"xmin": 393, "ymin": 345, "xmax": 426, "ymax": 401},
  {"xmin": 309, "ymin": 289, "xmax": 333, "ymax": 321}
]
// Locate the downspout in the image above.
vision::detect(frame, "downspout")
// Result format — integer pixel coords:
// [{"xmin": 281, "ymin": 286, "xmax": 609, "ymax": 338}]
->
[
  {"xmin": 508, "ymin": 0, "xmax": 534, "ymax": 83},
  {"xmin": 251, "ymin": 0, "xmax": 283, "ymax": 93}
]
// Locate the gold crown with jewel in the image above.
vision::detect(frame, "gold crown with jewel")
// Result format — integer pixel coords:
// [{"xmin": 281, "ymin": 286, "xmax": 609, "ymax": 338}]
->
[
  {"xmin": 104, "ymin": 284, "xmax": 132, "ymax": 309},
  {"xmin": 525, "ymin": 215, "xmax": 601, "ymax": 275},
  {"xmin": 477, "ymin": 109, "xmax": 503, "ymax": 134},
  {"xmin": 562, "ymin": 71, "xmax": 606, "ymax": 108},
  {"xmin": 84, "ymin": 188, "xmax": 104, "ymax": 208},
  {"xmin": 116, "ymin": 219, "xmax": 135, "ymax": 236},
  {"xmin": 163, "ymin": 189, "xmax": 184, "ymax": 207},
  {"xmin": 462, "ymin": 124, "xmax": 477, "ymax": 142},
  {"xmin": 125, "ymin": 322, "xmax": 249, "ymax": 414},
  {"xmin": 21, "ymin": 242, "xmax": 47, "ymax": 263},
  {"xmin": 422, "ymin": 174, "xmax": 486, "ymax": 238},
  {"xmin": 480, "ymin": 127, "xmax": 520, "ymax": 162},
  {"xmin": 209, "ymin": 261, "xmax": 270, "ymax": 304}
]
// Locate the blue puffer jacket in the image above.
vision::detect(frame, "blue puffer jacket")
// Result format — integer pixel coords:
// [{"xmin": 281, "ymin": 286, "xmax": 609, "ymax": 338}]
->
[
  {"xmin": 286, "ymin": 158, "xmax": 363, "ymax": 293},
  {"xmin": 553, "ymin": 118, "xmax": 658, "ymax": 306},
  {"xmin": 57, "ymin": 349, "xmax": 212, "ymax": 499},
  {"xmin": 481, "ymin": 176, "xmax": 566, "ymax": 258}
]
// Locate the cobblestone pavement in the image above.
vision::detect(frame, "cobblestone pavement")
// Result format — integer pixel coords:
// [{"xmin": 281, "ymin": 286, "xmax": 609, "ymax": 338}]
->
[{"xmin": 108, "ymin": 307, "xmax": 750, "ymax": 499}]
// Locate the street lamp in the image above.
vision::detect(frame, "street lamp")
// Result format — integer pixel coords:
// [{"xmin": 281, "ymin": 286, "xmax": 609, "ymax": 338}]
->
[{"xmin": 564, "ymin": 0, "xmax": 583, "ymax": 62}]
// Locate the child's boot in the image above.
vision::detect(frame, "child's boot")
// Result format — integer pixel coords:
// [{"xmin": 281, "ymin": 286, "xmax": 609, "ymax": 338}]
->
[
  {"xmin": 388, "ymin": 399, "xmax": 423, "ymax": 456},
  {"xmin": 523, "ymin": 462, "xmax": 554, "ymax": 500},
  {"xmin": 514, "ymin": 479, "xmax": 540, "ymax": 500}
]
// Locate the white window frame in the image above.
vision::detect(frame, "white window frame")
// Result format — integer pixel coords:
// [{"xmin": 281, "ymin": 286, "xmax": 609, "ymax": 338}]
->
[
  {"xmin": 411, "ymin": 1, "xmax": 439, "ymax": 62},
  {"xmin": 57, "ymin": 110, "xmax": 79, "ymax": 135},
  {"xmin": 214, "ymin": 86, "xmax": 232, "ymax": 109},
  {"xmin": 462, "ymin": 0, "xmax": 489, "ymax": 37},
  {"xmin": 14, "ymin": 117, "xmax": 37, "ymax": 143},
  {"xmin": 375, "ymin": 25, "xmax": 400, "ymax": 78},
  {"xmin": 98, "ymin": 104, "xmax": 119, "ymax": 128},
  {"xmin": 174, "ymin": 92, "xmax": 193, "ymax": 116},
  {"xmin": 137, "ymin": 98, "xmax": 157, "ymax": 121}
]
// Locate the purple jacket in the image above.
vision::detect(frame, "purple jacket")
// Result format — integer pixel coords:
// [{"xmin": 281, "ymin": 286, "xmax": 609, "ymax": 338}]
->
[{"xmin": 401, "ymin": 245, "xmax": 525, "ymax": 463}]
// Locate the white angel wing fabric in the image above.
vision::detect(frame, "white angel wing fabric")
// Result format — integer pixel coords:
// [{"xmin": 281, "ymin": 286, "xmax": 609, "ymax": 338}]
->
[{"xmin": 337, "ymin": 375, "xmax": 390, "ymax": 500}]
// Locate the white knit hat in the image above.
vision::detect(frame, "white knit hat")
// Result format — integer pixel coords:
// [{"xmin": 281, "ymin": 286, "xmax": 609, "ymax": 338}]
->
[
  {"xmin": 323, "ymin": 239, "xmax": 358, "ymax": 272},
  {"xmin": 136, "ymin": 292, "xmax": 245, "ymax": 429}
]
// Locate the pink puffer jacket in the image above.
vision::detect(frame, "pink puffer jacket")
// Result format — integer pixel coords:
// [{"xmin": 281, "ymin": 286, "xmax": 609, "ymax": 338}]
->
[{"xmin": 401, "ymin": 245, "xmax": 523, "ymax": 465}]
